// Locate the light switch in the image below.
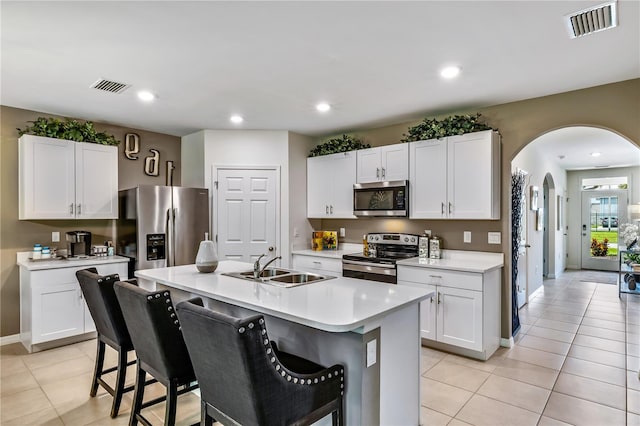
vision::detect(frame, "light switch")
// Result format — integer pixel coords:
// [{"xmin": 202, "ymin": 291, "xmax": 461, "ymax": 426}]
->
[
  {"xmin": 463, "ymin": 231, "xmax": 471, "ymax": 243},
  {"xmin": 339, "ymin": 227, "xmax": 346, "ymax": 237},
  {"xmin": 488, "ymin": 232, "xmax": 501, "ymax": 244},
  {"xmin": 366, "ymin": 339, "xmax": 377, "ymax": 367},
  {"xmin": 52, "ymin": 231, "xmax": 60, "ymax": 242}
]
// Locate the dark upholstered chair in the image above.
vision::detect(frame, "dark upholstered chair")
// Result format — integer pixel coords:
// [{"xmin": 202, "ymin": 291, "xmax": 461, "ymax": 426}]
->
[
  {"xmin": 75, "ymin": 268, "xmax": 136, "ymax": 418},
  {"xmin": 114, "ymin": 280, "xmax": 198, "ymax": 426},
  {"xmin": 176, "ymin": 298, "xmax": 345, "ymax": 426}
]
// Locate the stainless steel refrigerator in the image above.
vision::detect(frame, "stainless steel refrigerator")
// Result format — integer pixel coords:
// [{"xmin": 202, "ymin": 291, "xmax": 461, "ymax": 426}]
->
[{"xmin": 116, "ymin": 185, "xmax": 209, "ymax": 271}]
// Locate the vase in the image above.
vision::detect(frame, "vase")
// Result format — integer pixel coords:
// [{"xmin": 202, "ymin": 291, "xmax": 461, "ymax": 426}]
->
[{"xmin": 195, "ymin": 233, "xmax": 218, "ymax": 273}]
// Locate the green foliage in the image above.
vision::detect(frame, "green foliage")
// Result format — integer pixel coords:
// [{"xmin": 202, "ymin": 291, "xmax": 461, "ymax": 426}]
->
[
  {"xmin": 17, "ymin": 117, "xmax": 120, "ymax": 146},
  {"xmin": 309, "ymin": 134, "xmax": 370, "ymax": 157},
  {"xmin": 625, "ymin": 252, "xmax": 640, "ymax": 264},
  {"xmin": 401, "ymin": 113, "xmax": 493, "ymax": 143}
]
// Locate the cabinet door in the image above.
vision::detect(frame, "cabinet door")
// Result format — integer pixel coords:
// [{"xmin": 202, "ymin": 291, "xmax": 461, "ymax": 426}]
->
[
  {"xmin": 437, "ymin": 286, "xmax": 483, "ymax": 351},
  {"xmin": 32, "ymin": 283, "xmax": 85, "ymax": 344},
  {"xmin": 19, "ymin": 135, "xmax": 76, "ymax": 219},
  {"xmin": 356, "ymin": 148, "xmax": 381, "ymax": 183},
  {"xmin": 398, "ymin": 280, "xmax": 437, "ymax": 340},
  {"xmin": 381, "ymin": 144, "xmax": 408, "ymax": 181},
  {"xmin": 75, "ymin": 143, "xmax": 118, "ymax": 219},
  {"xmin": 409, "ymin": 139, "xmax": 447, "ymax": 219},
  {"xmin": 330, "ymin": 152, "xmax": 357, "ymax": 218},
  {"xmin": 447, "ymin": 131, "xmax": 499, "ymax": 219},
  {"xmin": 307, "ymin": 155, "xmax": 331, "ymax": 218}
]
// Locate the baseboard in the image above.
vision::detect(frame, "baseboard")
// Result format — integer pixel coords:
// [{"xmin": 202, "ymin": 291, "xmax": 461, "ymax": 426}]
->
[
  {"xmin": 500, "ymin": 337, "xmax": 514, "ymax": 348},
  {"xmin": 0, "ymin": 334, "xmax": 20, "ymax": 346}
]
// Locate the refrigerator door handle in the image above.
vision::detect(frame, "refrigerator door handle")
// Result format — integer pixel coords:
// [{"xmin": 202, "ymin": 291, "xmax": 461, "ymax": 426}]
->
[
  {"xmin": 166, "ymin": 208, "xmax": 173, "ymax": 267},
  {"xmin": 172, "ymin": 208, "xmax": 177, "ymax": 266}
]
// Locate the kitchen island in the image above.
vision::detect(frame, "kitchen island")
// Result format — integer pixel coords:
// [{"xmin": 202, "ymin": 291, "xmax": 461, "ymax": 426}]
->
[{"xmin": 136, "ymin": 260, "xmax": 433, "ymax": 425}]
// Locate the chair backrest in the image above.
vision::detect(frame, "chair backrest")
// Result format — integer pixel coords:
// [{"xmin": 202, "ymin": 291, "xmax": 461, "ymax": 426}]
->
[
  {"xmin": 176, "ymin": 300, "xmax": 294, "ymax": 425},
  {"xmin": 76, "ymin": 268, "xmax": 132, "ymax": 348},
  {"xmin": 114, "ymin": 281, "xmax": 194, "ymax": 381}
]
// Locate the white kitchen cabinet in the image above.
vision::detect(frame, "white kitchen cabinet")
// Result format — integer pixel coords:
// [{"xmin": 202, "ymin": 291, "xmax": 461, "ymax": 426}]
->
[
  {"xmin": 356, "ymin": 143, "xmax": 408, "ymax": 183},
  {"xmin": 292, "ymin": 253, "xmax": 342, "ymax": 277},
  {"xmin": 410, "ymin": 130, "xmax": 500, "ymax": 219},
  {"xmin": 18, "ymin": 255, "xmax": 128, "ymax": 352},
  {"xmin": 19, "ymin": 134, "xmax": 118, "ymax": 220},
  {"xmin": 397, "ymin": 262, "xmax": 500, "ymax": 360},
  {"xmin": 307, "ymin": 151, "xmax": 356, "ymax": 218}
]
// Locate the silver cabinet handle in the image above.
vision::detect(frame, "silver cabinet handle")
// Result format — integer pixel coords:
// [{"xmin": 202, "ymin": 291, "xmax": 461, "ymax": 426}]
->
[
  {"xmin": 437, "ymin": 291, "xmax": 441, "ymax": 304},
  {"xmin": 448, "ymin": 202, "xmax": 452, "ymax": 214},
  {"xmin": 70, "ymin": 203, "xmax": 74, "ymax": 215},
  {"xmin": 77, "ymin": 204, "xmax": 81, "ymax": 215},
  {"xmin": 326, "ymin": 205, "xmax": 329, "ymax": 214},
  {"xmin": 441, "ymin": 202, "xmax": 445, "ymax": 215},
  {"xmin": 330, "ymin": 205, "xmax": 333, "ymax": 214},
  {"xmin": 382, "ymin": 167, "xmax": 386, "ymax": 178},
  {"xmin": 312, "ymin": 261, "xmax": 321, "ymax": 264},
  {"xmin": 376, "ymin": 168, "xmax": 380, "ymax": 178},
  {"xmin": 429, "ymin": 275, "xmax": 442, "ymax": 279}
]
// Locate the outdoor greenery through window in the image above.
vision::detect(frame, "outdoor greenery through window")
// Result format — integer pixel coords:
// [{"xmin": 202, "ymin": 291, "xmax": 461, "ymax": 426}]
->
[{"xmin": 583, "ymin": 177, "xmax": 627, "ymax": 258}]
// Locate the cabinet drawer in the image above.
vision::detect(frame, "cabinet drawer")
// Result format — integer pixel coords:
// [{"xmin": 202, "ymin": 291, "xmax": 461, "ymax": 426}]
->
[
  {"xmin": 397, "ymin": 266, "xmax": 482, "ymax": 291},
  {"xmin": 292, "ymin": 255, "xmax": 342, "ymax": 274},
  {"xmin": 31, "ymin": 262, "xmax": 128, "ymax": 286}
]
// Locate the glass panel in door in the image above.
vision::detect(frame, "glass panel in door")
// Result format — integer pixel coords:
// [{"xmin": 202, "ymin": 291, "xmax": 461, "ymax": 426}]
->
[{"xmin": 581, "ymin": 190, "xmax": 627, "ymax": 271}]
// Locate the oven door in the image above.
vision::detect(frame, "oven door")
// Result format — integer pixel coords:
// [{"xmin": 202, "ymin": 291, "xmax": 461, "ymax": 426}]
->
[
  {"xmin": 353, "ymin": 180, "xmax": 408, "ymax": 217},
  {"xmin": 342, "ymin": 259, "xmax": 397, "ymax": 284}
]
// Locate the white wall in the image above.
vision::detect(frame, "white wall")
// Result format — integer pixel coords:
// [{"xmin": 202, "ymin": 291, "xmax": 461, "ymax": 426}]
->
[
  {"xmin": 512, "ymin": 142, "xmax": 567, "ymax": 297},
  {"xmin": 566, "ymin": 166, "xmax": 640, "ymax": 269},
  {"xmin": 288, "ymin": 132, "xmax": 315, "ymax": 252}
]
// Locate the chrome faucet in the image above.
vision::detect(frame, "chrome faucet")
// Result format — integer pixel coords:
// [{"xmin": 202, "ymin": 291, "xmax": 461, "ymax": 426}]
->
[{"xmin": 253, "ymin": 254, "xmax": 282, "ymax": 279}]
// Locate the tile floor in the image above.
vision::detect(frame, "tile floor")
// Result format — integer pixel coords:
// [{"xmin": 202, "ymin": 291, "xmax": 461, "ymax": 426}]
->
[{"xmin": 1, "ymin": 270, "xmax": 638, "ymax": 425}]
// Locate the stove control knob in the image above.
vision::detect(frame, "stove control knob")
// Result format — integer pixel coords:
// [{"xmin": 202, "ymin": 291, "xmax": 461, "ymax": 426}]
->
[
  {"xmin": 404, "ymin": 237, "xmax": 409, "ymax": 242},
  {"xmin": 375, "ymin": 236, "xmax": 380, "ymax": 241},
  {"xmin": 410, "ymin": 237, "xmax": 416, "ymax": 243}
]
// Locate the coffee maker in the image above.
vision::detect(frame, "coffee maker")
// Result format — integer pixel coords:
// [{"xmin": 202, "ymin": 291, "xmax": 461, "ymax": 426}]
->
[{"xmin": 66, "ymin": 231, "xmax": 92, "ymax": 257}]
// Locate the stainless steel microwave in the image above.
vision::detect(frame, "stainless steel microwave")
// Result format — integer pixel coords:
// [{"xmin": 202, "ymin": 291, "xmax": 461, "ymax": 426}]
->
[{"xmin": 353, "ymin": 180, "xmax": 409, "ymax": 217}]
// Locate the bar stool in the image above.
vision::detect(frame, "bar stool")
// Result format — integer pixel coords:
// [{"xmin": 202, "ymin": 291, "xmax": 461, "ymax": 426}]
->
[
  {"xmin": 114, "ymin": 280, "xmax": 198, "ymax": 426},
  {"xmin": 176, "ymin": 298, "xmax": 345, "ymax": 426}
]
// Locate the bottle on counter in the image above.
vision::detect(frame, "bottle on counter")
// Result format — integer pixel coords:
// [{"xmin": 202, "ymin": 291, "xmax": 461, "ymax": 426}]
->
[
  {"xmin": 429, "ymin": 236, "xmax": 442, "ymax": 259},
  {"xmin": 32, "ymin": 244, "xmax": 42, "ymax": 260},
  {"xmin": 363, "ymin": 234, "xmax": 369, "ymax": 256}
]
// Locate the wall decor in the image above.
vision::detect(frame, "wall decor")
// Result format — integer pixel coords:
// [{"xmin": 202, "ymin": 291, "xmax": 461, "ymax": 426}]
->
[
  {"xmin": 536, "ymin": 208, "xmax": 544, "ymax": 231},
  {"xmin": 124, "ymin": 133, "xmax": 140, "ymax": 159},
  {"xmin": 17, "ymin": 116, "xmax": 119, "ymax": 145},
  {"xmin": 308, "ymin": 134, "xmax": 370, "ymax": 157},
  {"xmin": 144, "ymin": 149, "xmax": 160, "ymax": 176},
  {"xmin": 400, "ymin": 113, "xmax": 494, "ymax": 142},
  {"xmin": 510, "ymin": 170, "xmax": 527, "ymax": 336},
  {"xmin": 530, "ymin": 186, "xmax": 539, "ymax": 210}
]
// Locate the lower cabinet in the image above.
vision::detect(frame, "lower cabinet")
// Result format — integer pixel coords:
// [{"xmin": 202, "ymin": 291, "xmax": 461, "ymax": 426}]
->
[
  {"xmin": 397, "ymin": 265, "xmax": 500, "ymax": 360},
  {"xmin": 20, "ymin": 260, "xmax": 128, "ymax": 352},
  {"xmin": 291, "ymin": 254, "xmax": 342, "ymax": 277}
]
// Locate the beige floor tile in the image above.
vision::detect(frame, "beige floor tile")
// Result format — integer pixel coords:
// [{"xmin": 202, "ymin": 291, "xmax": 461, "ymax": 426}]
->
[
  {"xmin": 147, "ymin": 390, "xmax": 201, "ymax": 425},
  {"xmin": 0, "ymin": 368, "xmax": 40, "ymax": 396},
  {"xmin": 0, "ymin": 387, "xmax": 54, "ymax": 422},
  {"xmin": 424, "ymin": 359, "xmax": 490, "ymax": 392},
  {"xmin": 2, "ymin": 407, "xmax": 63, "ymax": 426},
  {"xmin": 421, "ymin": 347, "xmax": 446, "ymax": 373},
  {"xmin": 518, "ymin": 323, "xmax": 532, "ymax": 334},
  {"xmin": 538, "ymin": 311, "xmax": 583, "ymax": 324},
  {"xmin": 476, "ymin": 375, "xmax": 550, "ymax": 413},
  {"xmin": 30, "ymin": 355, "xmax": 95, "ymax": 386},
  {"xmin": 517, "ymin": 335, "xmax": 571, "ymax": 356},
  {"xmin": 578, "ymin": 324, "xmax": 626, "ymax": 342},
  {"xmin": 23, "ymin": 344, "xmax": 88, "ymax": 371},
  {"xmin": 448, "ymin": 419, "xmax": 473, "ymax": 426},
  {"xmin": 526, "ymin": 325, "xmax": 575, "ymax": 343},
  {"xmin": 0, "ymin": 356, "xmax": 28, "ymax": 378},
  {"xmin": 455, "ymin": 394, "xmax": 540, "ymax": 426},
  {"xmin": 543, "ymin": 304, "xmax": 586, "ymax": 317},
  {"xmin": 572, "ymin": 333, "xmax": 626, "ymax": 354},
  {"xmin": 491, "ymin": 357, "xmax": 559, "ymax": 389},
  {"xmin": 543, "ymin": 391, "xmax": 625, "ymax": 425},
  {"xmin": 586, "ymin": 303, "xmax": 625, "ymax": 314},
  {"xmin": 533, "ymin": 318, "xmax": 580, "ymax": 333},
  {"xmin": 420, "ymin": 377, "xmax": 473, "ymax": 417},
  {"xmin": 584, "ymin": 310, "xmax": 626, "ymax": 323},
  {"xmin": 0, "ymin": 342, "xmax": 30, "ymax": 359},
  {"xmin": 504, "ymin": 345, "xmax": 565, "ymax": 370},
  {"xmin": 41, "ymin": 372, "xmax": 108, "ymax": 410},
  {"xmin": 568, "ymin": 345, "xmax": 626, "ymax": 368},
  {"xmin": 629, "ymin": 389, "xmax": 640, "ymax": 415},
  {"xmin": 553, "ymin": 372, "xmax": 626, "ymax": 410},
  {"xmin": 85, "ymin": 412, "xmax": 132, "ymax": 425},
  {"xmin": 419, "ymin": 406, "xmax": 452, "ymax": 426},
  {"xmin": 561, "ymin": 356, "xmax": 626, "ymax": 386},
  {"xmin": 537, "ymin": 416, "xmax": 572, "ymax": 426},
  {"xmin": 75, "ymin": 339, "xmax": 98, "ymax": 358},
  {"xmin": 57, "ymin": 393, "xmax": 131, "ymax": 426},
  {"xmin": 441, "ymin": 353, "xmax": 497, "ymax": 373}
]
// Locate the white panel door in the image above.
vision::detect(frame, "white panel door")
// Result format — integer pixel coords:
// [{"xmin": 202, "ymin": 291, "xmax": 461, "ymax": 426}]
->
[
  {"xmin": 409, "ymin": 139, "xmax": 447, "ymax": 219},
  {"xmin": 437, "ymin": 287, "xmax": 483, "ymax": 351},
  {"xmin": 356, "ymin": 148, "xmax": 381, "ymax": 183},
  {"xmin": 381, "ymin": 143, "xmax": 409, "ymax": 181},
  {"xmin": 217, "ymin": 168, "xmax": 278, "ymax": 263},
  {"xmin": 75, "ymin": 143, "xmax": 118, "ymax": 219}
]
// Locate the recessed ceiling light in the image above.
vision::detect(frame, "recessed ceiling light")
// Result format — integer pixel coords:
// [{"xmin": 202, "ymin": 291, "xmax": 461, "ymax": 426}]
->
[
  {"xmin": 137, "ymin": 90, "xmax": 155, "ymax": 101},
  {"xmin": 440, "ymin": 66, "xmax": 461, "ymax": 79},
  {"xmin": 230, "ymin": 115, "xmax": 243, "ymax": 124},
  {"xmin": 591, "ymin": 152, "xmax": 601, "ymax": 157},
  {"xmin": 316, "ymin": 102, "xmax": 331, "ymax": 112}
]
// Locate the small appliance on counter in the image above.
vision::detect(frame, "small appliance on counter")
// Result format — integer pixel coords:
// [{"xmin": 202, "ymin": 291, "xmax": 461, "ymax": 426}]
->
[
  {"xmin": 429, "ymin": 235, "xmax": 443, "ymax": 259},
  {"xmin": 419, "ymin": 236, "xmax": 430, "ymax": 259},
  {"xmin": 67, "ymin": 231, "xmax": 92, "ymax": 258}
]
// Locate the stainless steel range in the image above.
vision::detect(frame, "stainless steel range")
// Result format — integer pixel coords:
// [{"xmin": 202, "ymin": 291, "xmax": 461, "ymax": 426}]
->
[{"xmin": 342, "ymin": 233, "xmax": 419, "ymax": 284}]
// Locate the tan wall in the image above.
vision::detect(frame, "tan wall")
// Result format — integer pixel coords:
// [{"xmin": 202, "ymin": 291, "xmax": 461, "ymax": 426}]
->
[
  {"xmin": 317, "ymin": 79, "xmax": 640, "ymax": 338},
  {"xmin": 0, "ymin": 106, "xmax": 180, "ymax": 336}
]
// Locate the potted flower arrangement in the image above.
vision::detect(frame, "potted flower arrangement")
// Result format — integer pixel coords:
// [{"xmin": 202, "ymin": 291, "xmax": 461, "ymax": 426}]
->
[{"xmin": 620, "ymin": 222, "xmax": 640, "ymax": 275}]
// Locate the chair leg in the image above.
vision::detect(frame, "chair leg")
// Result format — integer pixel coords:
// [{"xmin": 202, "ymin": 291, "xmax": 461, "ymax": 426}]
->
[
  {"xmin": 336, "ymin": 397, "xmax": 344, "ymax": 426},
  {"xmin": 164, "ymin": 381, "xmax": 178, "ymax": 426},
  {"xmin": 90, "ymin": 339, "xmax": 106, "ymax": 397},
  {"xmin": 110, "ymin": 347, "xmax": 128, "ymax": 418},
  {"xmin": 129, "ymin": 363, "xmax": 147, "ymax": 426},
  {"xmin": 201, "ymin": 400, "xmax": 213, "ymax": 426}
]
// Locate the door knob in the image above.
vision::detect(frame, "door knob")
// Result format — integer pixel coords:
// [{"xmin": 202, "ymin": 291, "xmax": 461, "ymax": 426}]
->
[{"xmin": 268, "ymin": 246, "xmax": 275, "ymax": 252}]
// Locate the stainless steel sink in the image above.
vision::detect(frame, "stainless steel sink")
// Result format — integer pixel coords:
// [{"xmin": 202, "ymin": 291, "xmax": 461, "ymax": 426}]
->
[
  {"xmin": 269, "ymin": 273, "xmax": 324, "ymax": 284},
  {"xmin": 222, "ymin": 269, "xmax": 335, "ymax": 288},
  {"xmin": 238, "ymin": 268, "xmax": 290, "ymax": 278}
]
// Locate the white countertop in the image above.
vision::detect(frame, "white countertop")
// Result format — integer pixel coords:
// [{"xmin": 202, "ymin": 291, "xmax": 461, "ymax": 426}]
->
[
  {"xmin": 135, "ymin": 260, "xmax": 433, "ymax": 333},
  {"xmin": 17, "ymin": 252, "xmax": 129, "ymax": 271},
  {"xmin": 397, "ymin": 250, "xmax": 504, "ymax": 273},
  {"xmin": 292, "ymin": 243, "xmax": 363, "ymax": 259}
]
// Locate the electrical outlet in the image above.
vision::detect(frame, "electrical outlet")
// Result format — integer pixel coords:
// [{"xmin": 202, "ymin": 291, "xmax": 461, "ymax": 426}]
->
[
  {"xmin": 51, "ymin": 231, "xmax": 60, "ymax": 242},
  {"xmin": 463, "ymin": 231, "xmax": 471, "ymax": 243},
  {"xmin": 339, "ymin": 227, "xmax": 346, "ymax": 237},
  {"xmin": 366, "ymin": 339, "xmax": 377, "ymax": 367},
  {"xmin": 488, "ymin": 232, "xmax": 501, "ymax": 244},
  {"xmin": 293, "ymin": 227, "xmax": 300, "ymax": 238}
]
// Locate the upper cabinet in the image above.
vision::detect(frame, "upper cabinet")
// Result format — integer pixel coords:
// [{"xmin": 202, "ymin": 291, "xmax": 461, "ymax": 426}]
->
[
  {"xmin": 307, "ymin": 151, "xmax": 356, "ymax": 218},
  {"xmin": 410, "ymin": 130, "xmax": 500, "ymax": 220},
  {"xmin": 19, "ymin": 135, "xmax": 118, "ymax": 220},
  {"xmin": 356, "ymin": 143, "xmax": 408, "ymax": 183}
]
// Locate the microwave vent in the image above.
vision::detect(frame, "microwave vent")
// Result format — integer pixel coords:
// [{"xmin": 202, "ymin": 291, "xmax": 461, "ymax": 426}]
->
[
  {"xmin": 90, "ymin": 78, "xmax": 130, "ymax": 94},
  {"xmin": 565, "ymin": 1, "xmax": 618, "ymax": 38}
]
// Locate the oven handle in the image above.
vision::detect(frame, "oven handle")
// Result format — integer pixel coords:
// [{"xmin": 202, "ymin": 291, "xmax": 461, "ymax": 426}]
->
[
  {"xmin": 343, "ymin": 262, "xmax": 396, "ymax": 276},
  {"xmin": 343, "ymin": 259, "xmax": 395, "ymax": 268}
]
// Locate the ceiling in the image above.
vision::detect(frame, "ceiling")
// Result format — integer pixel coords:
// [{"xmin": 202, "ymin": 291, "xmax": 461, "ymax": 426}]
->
[{"xmin": 2, "ymin": 1, "xmax": 639, "ymax": 168}]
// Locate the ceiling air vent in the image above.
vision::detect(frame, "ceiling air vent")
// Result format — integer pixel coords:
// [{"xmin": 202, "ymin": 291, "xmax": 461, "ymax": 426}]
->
[
  {"xmin": 90, "ymin": 78, "xmax": 130, "ymax": 94},
  {"xmin": 565, "ymin": 1, "xmax": 618, "ymax": 38}
]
